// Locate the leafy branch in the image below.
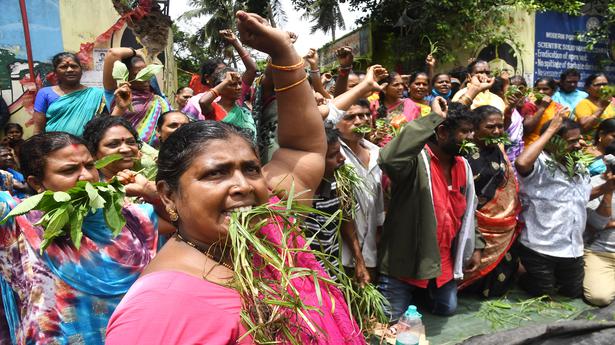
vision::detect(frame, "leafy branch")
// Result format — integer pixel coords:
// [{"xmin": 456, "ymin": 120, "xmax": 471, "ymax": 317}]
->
[{"xmin": 1, "ymin": 179, "xmax": 127, "ymax": 252}]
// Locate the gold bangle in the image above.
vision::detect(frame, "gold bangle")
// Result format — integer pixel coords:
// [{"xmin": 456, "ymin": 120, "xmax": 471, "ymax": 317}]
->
[
  {"xmin": 269, "ymin": 59, "xmax": 305, "ymax": 71},
  {"xmin": 274, "ymin": 75, "xmax": 308, "ymax": 93}
]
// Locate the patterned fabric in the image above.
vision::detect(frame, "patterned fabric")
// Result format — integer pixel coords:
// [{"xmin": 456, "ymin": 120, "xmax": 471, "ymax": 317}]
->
[
  {"xmin": 505, "ymin": 109, "xmax": 525, "ymax": 167},
  {"xmin": 460, "ymin": 146, "xmax": 520, "ymax": 290},
  {"xmin": 0, "ymin": 172, "xmax": 13, "ymax": 195},
  {"xmin": 39, "ymin": 87, "xmax": 105, "ymax": 137},
  {"xmin": 0, "ymin": 192, "xmax": 158, "ymax": 345},
  {"xmin": 107, "ymin": 89, "xmax": 171, "ymax": 147},
  {"xmin": 304, "ymin": 180, "xmax": 341, "ymax": 269},
  {"xmin": 370, "ymin": 98, "xmax": 420, "ymax": 123},
  {"xmin": 523, "ymin": 101, "xmax": 563, "ymax": 146}
]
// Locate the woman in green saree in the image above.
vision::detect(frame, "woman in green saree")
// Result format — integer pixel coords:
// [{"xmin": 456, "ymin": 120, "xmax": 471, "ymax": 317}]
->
[{"xmin": 33, "ymin": 52, "xmax": 106, "ymax": 136}]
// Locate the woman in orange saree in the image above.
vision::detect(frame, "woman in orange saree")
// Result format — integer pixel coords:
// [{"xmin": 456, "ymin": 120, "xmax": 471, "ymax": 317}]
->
[{"xmin": 460, "ymin": 105, "xmax": 521, "ymax": 297}]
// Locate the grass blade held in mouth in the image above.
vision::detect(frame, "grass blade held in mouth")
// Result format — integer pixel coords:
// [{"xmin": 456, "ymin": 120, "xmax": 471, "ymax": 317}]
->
[
  {"xmin": 224, "ymin": 192, "xmax": 387, "ymax": 342},
  {"xmin": 352, "ymin": 125, "xmax": 372, "ymax": 134}
]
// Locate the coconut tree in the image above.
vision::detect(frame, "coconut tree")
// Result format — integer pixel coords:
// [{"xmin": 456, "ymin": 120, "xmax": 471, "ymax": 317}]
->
[{"xmin": 296, "ymin": 0, "xmax": 345, "ymax": 41}]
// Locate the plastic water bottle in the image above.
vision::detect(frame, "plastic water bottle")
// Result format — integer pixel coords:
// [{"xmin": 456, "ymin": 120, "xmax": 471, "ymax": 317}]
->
[{"xmin": 395, "ymin": 305, "xmax": 422, "ymax": 345}]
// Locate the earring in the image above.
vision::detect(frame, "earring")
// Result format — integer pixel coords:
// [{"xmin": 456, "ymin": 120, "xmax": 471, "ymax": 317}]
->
[{"xmin": 166, "ymin": 206, "xmax": 179, "ymax": 222}]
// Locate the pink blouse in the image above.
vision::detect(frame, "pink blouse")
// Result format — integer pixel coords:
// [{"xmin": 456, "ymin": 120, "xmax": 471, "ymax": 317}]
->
[{"xmin": 106, "ymin": 271, "xmax": 250, "ymax": 345}]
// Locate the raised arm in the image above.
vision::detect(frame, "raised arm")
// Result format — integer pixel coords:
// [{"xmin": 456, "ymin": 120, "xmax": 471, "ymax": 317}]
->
[
  {"xmin": 305, "ymin": 48, "xmax": 332, "ymax": 99},
  {"xmin": 220, "ymin": 29, "xmax": 257, "ymax": 86},
  {"xmin": 333, "ymin": 47, "xmax": 353, "ymax": 97},
  {"xmin": 324, "ymin": 65, "xmax": 387, "ymax": 121},
  {"xmin": 235, "ymin": 12, "xmax": 325, "ymax": 201},
  {"xmin": 198, "ymin": 72, "xmax": 239, "ymax": 116},
  {"xmin": 379, "ymin": 97, "xmax": 447, "ymax": 181},
  {"xmin": 103, "ymin": 47, "xmax": 138, "ymax": 91},
  {"xmin": 577, "ymin": 99, "xmax": 610, "ymax": 133},
  {"xmin": 425, "ymin": 54, "xmax": 436, "ymax": 80},
  {"xmin": 515, "ymin": 107, "xmax": 566, "ymax": 176},
  {"xmin": 523, "ymin": 96, "xmax": 551, "ymax": 133}
]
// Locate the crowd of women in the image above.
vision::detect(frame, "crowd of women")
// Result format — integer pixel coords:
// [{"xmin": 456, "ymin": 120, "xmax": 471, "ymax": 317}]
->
[{"xmin": 0, "ymin": 9, "xmax": 612, "ymax": 345}]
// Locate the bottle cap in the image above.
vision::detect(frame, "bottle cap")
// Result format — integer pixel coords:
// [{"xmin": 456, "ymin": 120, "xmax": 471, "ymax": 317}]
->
[{"xmin": 404, "ymin": 305, "xmax": 422, "ymax": 318}]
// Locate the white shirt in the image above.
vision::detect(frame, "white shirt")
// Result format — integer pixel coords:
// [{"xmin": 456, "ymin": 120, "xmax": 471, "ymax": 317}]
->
[
  {"xmin": 339, "ymin": 139, "xmax": 385, "ymax": 268},
  {"xmin": 518, "ymin": 152, "xmax": 592, "ymax": 258}
]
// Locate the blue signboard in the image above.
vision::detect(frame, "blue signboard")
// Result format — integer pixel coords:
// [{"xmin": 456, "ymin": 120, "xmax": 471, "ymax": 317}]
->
[{"xmin": 534, "ymin": 11, "xmax": 614, "ymax": 87}]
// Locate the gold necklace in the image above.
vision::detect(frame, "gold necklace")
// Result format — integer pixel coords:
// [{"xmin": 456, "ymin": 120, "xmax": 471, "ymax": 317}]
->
[{"xmin": 174, "ymin": 232, "xmax": 233, "ymax": 271}]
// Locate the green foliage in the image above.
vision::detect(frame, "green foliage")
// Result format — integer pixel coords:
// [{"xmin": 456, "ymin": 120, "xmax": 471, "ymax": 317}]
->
[
  {"xmin": 291, "ymin": 0, "xmax": 346, "ymax": 40},
  {"xmin": 483, "ymin": 132, "xmax": 513, "ymax": 146},
  {"xmin": 460, "ymin": 139, "xmax": 479, "ymax": 156},
  {"xmin": 352, "ymin": 124, "xmax": 372, "ymax": 134},
  {"xmin": 224, "ymin": 195, "xmax": 386, "ymax": 342},
  {"xmin": 334, "ymin": 164, "xmax": 366, "ymax": 219},
  {"xmin": 94, "ymin": 154, "xmax": 124, "ymax": 170},
  {"xmin": 339, "ymin": 0, "xmax": 591, "ymax": 69},
  {"xmin": 477, "ymin": 295, "xmax": 577, "ymax": 330},
  {"xmin": 172, "ymin": 23, "xmax": 210, "ymax": 87},
  {"xmin": 1, "ymin": 179, "xmax": 127, "ymax": 252},
  {"xmin": 599, "ymin": 85, "xmax": 615, "ymax": 100},
  {"xmin": 545, "ymin": 135, "xmax": 595, "ymax": 178},
  {"xmin": 112, "ymin": 61, "xmax": 163, "ymax": 84}
]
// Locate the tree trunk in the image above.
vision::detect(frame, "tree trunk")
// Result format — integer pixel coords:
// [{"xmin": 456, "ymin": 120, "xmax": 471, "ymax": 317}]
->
[
  {"xmin": 266, "ymin": 2, "xmax": 277, "ymax": 28},
  {"xmin": 332, "ymin": 26, "xmax": 336, "ymax": 41}
]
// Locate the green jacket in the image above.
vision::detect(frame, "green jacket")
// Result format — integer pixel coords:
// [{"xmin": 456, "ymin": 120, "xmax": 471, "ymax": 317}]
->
[{"xmin": 377, "ymin": 113, "xmax": 484, "ymax": 280}]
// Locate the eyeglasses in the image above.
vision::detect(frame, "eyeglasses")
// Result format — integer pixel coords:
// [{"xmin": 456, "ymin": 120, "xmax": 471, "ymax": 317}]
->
[
  {"xmin": 343, "ymin": 112, "xmax": 370, "ymax": 121},
  {"xmin": 592, "ymin": 83, "xmax": 608, "ymax": 87}
]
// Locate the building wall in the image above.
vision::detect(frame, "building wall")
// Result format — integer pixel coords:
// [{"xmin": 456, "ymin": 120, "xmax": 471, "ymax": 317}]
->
[{"xmin": 0, "ymin": 0, "xmax": 176, "ymax": 138}]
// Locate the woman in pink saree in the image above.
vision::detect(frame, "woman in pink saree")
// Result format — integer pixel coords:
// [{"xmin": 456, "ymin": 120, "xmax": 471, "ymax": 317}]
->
[{"xmin": 106, "ymin": 12, "xmax": 364, "ymax": 345}]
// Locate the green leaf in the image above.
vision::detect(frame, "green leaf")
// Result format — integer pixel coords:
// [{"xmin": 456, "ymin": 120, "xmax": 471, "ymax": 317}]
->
[
  {"xmin": 103, "ymin": 193, "xmax": 126, "ymax": 237},
  {"xmin": 85, "ymin": 183, "xmax": 105, "ymax": 209},
  {"xmin": 69, "ymin": 206, "xmax": 86, "ymax": 249},
  {"xmin": 53, "ymin": 191, "xmax": 71, "ymax": 202},
  {"xmin": 112, "ymin": 61, "xmax": 129, "ymax": 82},
  {"xmin": 1, "ymin": 192, "xmax": 46, "ymax": 222},
  {"xmin": 133, "ymin": 64, "xmax": 163, "ymax": 82},
  {"xmin": 94, "ymin": 153, "xmax": 124, "ymax": 169}
]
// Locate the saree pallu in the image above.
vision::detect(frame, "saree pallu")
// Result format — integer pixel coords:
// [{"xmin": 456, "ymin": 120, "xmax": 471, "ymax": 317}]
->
[
  {"xmin": 459, "ymin": 157, "xmax": 521, "ymax": 290},
  {"xmin": 121, "ymin": 90, "xmax": 170, "ymax": 147},
  {"xmin": 45, "ymin": 87, "xmax": 105, "ymax": 136}
]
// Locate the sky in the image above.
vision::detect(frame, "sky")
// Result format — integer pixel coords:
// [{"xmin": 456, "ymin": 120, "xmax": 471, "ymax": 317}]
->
[{"xmin": 168, "ymin": 0, "xmax": 363, "ymax": 56}]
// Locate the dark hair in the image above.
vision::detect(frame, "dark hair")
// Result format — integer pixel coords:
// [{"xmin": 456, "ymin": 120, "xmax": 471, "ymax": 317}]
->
[
  {"xmin": 540, "ymin": 118, "xmax": 580, "ymax": 137},
  {"xmin": 82, "ymin": 116, "xmax": 141, "ymax": 155},
  {"xmin": 510, "ymin": 75, "xmax": 527, "ymax": 87},
  {"xmin": 200, "ymin": 59, "xmax": 225, "ymax": 84},
  {"xmin": 408, "ymin": 71, "xmax": 429, "ymax": 85},
  {"xmin": 121, "ymin": 55, "xmax": 146, "ymax": 74},
  {"xmin": 353, "ymin": 98, "xmax": 370, "ymax": 109},
  {"xmin": 584, "ymin": 73, "xmax": 607, "ymax": 89},
  {"xmin": 431, "ymin": 73, "xmax": 450, "ymax": 87},
  {"xmin": 534, "ymin": 77, "xmax": 557, "ymax": 90},
  {"xmin": 560, "ymin": 68, "xmax": 581, "ymax": 81},
  {"xmin": 324, "ymin": 123, "xmax": 340, "ymax": 145},
  {"xmin": 157, "ymin": 121, "xmax": 256, "ymax": 191},
  {"xmin": 471, "ymin": 105, "xmax": 503, "ymax": 127},
  {"xmin": 377, "ymin": 72, "xmax": 400, "ymax": 119},
  {"xmin": 51, "ymin": 52, "xmax": 81, "ymax": 70},
  {"xmin": 604, "ymin": 142, "xmax": 615, "ymax": 156},
  {"xmin": 212, "ymin": 67, "xmax": 237, "ymax": 87},
  {"xmin": 595, "ymin": 118, "xmax": 615, "ymax": 145},
  {"xmin": 490, "ymin": 77, "xmax": 505, "ymax": 96},
  {"xmin": 176, "ymin": 86, "xmax": 192, "ymax": 94},
  {"xmin": 157, "ymin": 110, "xmax": 189, "ymax": 130},
  {"xmin": 4, "ymin": 123, "xmax": 23, "ymax": 135},
  {"xmin": 466, "ymin": 60, "xmax": 488, "ymax": 75},
  {"xmin": 441, "ymin": 102, "xmax": 473, "ymax": 131},
  {"xmin": 19, "ymin": 132, "xmax": 86, "ymax": 181}
]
